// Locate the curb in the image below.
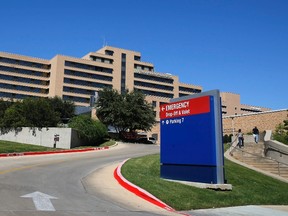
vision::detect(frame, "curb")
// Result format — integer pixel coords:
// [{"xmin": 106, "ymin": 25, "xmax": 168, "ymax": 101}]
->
[
  {"xmin": 0, "ymin": 142, "xmax": 118, "ymax": 158},
  {"xmin": 114, "ymin": 159, "xmax": 190, "ymax": 216}
]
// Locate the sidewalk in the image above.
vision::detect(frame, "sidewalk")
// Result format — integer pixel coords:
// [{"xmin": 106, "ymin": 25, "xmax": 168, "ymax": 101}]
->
[
  {"xmin": 84, "ymin": 162, "xmax": 183, "ymax": 216},
  {"xmin": 0, "ymin": 146, "xmax": 111, "ymax": 157}
]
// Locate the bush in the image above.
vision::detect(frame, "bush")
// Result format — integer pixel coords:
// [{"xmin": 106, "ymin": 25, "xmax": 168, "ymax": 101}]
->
[
  {"xmin": 68, "ymin": 115, "xmax": 108, "ymax": 146},
  {"xmin": 273, "ymin": 120, "xmax": 288, "ymax": 145},
  {"xmin": 223, "ymin": 134, "xmax": 233, "ymax": 143}
]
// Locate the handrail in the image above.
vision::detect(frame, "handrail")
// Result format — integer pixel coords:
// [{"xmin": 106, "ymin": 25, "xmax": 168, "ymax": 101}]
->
[{"xmin": 227, "ymin": 137, "xmax": 239, "ymax": 156}]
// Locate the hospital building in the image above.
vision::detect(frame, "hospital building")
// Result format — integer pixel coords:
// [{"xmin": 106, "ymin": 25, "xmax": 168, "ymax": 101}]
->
[{"xmin": 0, "ymin": 46, "xmax": 269, "ymax": 140}]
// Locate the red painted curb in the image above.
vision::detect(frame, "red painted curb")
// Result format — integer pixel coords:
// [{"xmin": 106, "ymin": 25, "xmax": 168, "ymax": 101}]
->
[
  {"xmin": 114, "ymin": 159, "xmax": 191, "ymax": 216},
  {"xmin": 0, "ymin": 146, "xmax": 110, "ymax": 158}
]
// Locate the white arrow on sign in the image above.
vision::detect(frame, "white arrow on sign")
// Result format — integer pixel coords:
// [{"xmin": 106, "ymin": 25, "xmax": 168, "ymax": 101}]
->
[{"xmin": 21, "ymin": 191, "xmax": 58, "ymax": 211}]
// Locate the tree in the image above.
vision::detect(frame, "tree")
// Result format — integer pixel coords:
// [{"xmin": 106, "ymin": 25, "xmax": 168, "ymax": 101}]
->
[
  {"xmin": 95, "ymin": 88, "xmax": 126, "ymax": 132},
  {"xmin": 48, "ymin": 96, "xmax": 75, "ymax": 124},
  {"xmin": 68, "ymin": 115, "xmax": 108, "ymax": 146},
  {"xmin": 0, "ymin": 97, "xmax": 75, "ymax": 133},
  {"xmin": 0, "ymin": 101, "xmax": 26, "ymax": 133},
  {"xmin": 0, "ymin": 99, "xmax": 13, "ymax": 119},
  {"xmin": 96, "ymin": 88, "xmax": 156, "ymax": 133},
  {"xmin": 124, "ymin": 90, "xmax": 156, "ymax": 131},
  {"xmin": 273, "ymin": 120, "xmax": 288, "ymax": 145},
  {"xmin": 22, "ymin": 98, "xmax": 61, "ymax": 128}
]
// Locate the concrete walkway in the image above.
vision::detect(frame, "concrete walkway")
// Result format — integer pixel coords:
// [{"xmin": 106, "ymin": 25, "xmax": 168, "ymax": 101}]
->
[{"xmin": 86, "ymin": 162, "xmax": 183, "ymax": 216}]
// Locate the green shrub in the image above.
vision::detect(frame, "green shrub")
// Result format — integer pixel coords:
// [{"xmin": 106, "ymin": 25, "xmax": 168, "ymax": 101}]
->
[
  {"xmin": 68, "ymin": 115, "xmax": 108, "ymax": 146},
  {"xmin": 223, "ymin": 134, "xmax": 233, "ymax": 143},
  {"xmin": 273, "ymin": 120, "xmax": 288, "ymax": 145}
]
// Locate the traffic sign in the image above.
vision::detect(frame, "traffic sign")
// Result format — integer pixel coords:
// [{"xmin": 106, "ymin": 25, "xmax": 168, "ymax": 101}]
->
[{"xmin": 160, "ymin": 90, "xmax": 225, "ymax": 184}]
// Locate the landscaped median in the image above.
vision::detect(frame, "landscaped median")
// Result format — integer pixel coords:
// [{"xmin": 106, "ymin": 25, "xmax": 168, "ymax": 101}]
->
[
  {"xmin": 119, "ymin": 153, "xmax": 288, "ymax": 211},
  {"xmin": 0, "ymin": 140, "xmax": 116, "ymax": 157}
]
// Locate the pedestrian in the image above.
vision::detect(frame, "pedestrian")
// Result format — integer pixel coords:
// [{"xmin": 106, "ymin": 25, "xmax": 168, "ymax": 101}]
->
[
  {"xmin": 252, "ymin": 126, "xmax": 259, "ymax": 143},
  {"xmin": 237, "ymin": 129, "xmax": 244, "ymax": 148}
]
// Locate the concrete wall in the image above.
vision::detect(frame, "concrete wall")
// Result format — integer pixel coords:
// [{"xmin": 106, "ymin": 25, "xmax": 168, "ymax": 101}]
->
[
  {"xmin": 223, "ymin": 109, "xmax": 288, "ymax": 135},
  {"xmin": 264, "ymin": 130, "xmax": 288, "ymax": 164},
  {"xmin": 0, "ymin": 127, "xmax": 82, "ymax": 149},
  {"xmin": 264, "ymin": 140, "xmax": 288, "ymax": 164}
]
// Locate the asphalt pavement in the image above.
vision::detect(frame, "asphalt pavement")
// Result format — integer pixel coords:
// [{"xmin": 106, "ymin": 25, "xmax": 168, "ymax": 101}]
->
[{"xmin": 0, "ymin": 142, "xmax": 288, "ymax": 216}]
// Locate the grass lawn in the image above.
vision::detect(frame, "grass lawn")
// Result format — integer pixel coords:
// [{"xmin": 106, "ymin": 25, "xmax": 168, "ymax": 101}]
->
[
  {"xmin": 0, "ymin": 140, "xmax": 116, "ymax": 153},
  {"xmin": 0, "ymin": 140, "xmax": 62, "ymax": 153},
  {"xmin": 121, "ymin": 153, "xmax": 288, "ymax": 210}
]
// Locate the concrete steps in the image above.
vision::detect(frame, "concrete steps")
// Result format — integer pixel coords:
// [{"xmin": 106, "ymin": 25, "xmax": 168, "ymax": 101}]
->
[{"xmin": 229, "ymin": 142, "xmax": 288, "ymax": 181}]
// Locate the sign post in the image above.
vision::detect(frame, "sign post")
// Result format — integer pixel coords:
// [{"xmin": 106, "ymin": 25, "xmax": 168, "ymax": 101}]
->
[{"xmin": 160, "ymin": 90, "xmax": 226, "ymax": 184}]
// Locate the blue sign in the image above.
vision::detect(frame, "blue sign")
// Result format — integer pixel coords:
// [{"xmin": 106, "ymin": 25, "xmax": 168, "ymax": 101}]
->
[{"xmin": 160, "ymin": 90, "xmax": 224, "ymax": 184}]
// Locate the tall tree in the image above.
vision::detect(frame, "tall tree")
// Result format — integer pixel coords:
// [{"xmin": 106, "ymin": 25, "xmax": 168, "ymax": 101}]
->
[
  {"xmin": 0, "ymin": 101, "xmax": 26, "ymax": 133},
  {"xmin": 0, "ymin": 97, "xmax": 75, "ymax": 133},
  {"xmin": 96, "ymin": 88, "xmax": 156, "ymax": 133},
  {"xmin": 124, "ymin": 90, "xmax": 156, "ymax": 131},
  {"xmin": 0, "ymin": 99, "xmax": 13, "ymax": 119},
  {"xmin": 48, "ymin": 96, "xmax": 75, "ymax": 123},
  {"xmin": 21, "ymin": 98, "xmax": 60, "ymax": 128},
  {"xmin": 68, "ymin": 115, "xmax": 108, "ymax": 146}
]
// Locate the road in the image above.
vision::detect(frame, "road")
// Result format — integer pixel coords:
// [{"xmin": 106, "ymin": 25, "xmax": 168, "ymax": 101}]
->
[{"xmin": 0, "ymin": 143, "xmax": 166, "ymax": 216}]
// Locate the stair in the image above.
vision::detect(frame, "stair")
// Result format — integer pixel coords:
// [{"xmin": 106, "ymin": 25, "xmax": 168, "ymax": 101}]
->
[{"xmin": 228, "ymin": 142, "xmax": 288, "ymax": 180}]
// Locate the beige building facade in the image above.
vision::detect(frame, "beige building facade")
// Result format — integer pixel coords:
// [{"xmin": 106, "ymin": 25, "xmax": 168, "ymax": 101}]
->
[
  {"xmin": 0, "ymin": 46, "xmax": 202, "ymax": 140},
  {"xmin": 221, "ymin": 92, "xmax": 271, "ymax": 116},
  {"xmin": 0, "ymin": 46, "xmax": 276, "ymax": 141}
]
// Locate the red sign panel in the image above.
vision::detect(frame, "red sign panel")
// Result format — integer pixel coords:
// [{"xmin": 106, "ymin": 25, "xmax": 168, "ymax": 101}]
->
[{"xmin": 160, "ymin": 95, "xmax": 210, "ymax": 120}]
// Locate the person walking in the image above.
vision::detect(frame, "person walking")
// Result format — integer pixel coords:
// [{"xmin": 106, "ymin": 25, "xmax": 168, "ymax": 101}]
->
[
  {"xmin": 237, "ymin": 129, "xmax": 244, "ymax": 148},
  {"xmin": 252, "ymin": 126, "xmax": 259, "ymax": 143}
]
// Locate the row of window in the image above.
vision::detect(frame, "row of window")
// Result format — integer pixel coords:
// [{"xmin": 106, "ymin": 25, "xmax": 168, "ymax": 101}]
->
[
  {"xmin": 0, "ymin": 65, "xmax": 50, "ymax": 77},
  {"xmin": 152, "ymin": 101, "xmax": 168, "ymax": 108},
  {"xmin": 134, "ymin": 88, "xmax": 174, "ymax": 98},
  {"xmin": 134, "ymin": 56, "xmax": 141, "ymax": 61},
  {"xmin": 134, "ymin": 73, "xmax": 174, "ymax": 84},
  {"xmin": 179, "ymin": 93, "xmax": 190, "ymax": 97},
  {"xmin": 0, "ymin": 91, "xmax": 38, "ymax": 100},
  {"xmin": 103, "ymin": 50, "xmax": 141, "ymax": 62},
  {"xmin": 0, "ymin": 82, "xmax": 48, "ymax": 93},
  {"xmin": 0, "ymin": 74, "xmax": 50, "ymax": 85},
  {"xmin": 134, "ymin": 64, "xmax": 153, "ymax": 72},
  {"xmin": 64, "ymin": 78, "xmax": 113, "ymax": 89},
  {"xmin": 65, "ymin": 61, "xmax": 113, "ymax": 74},
  {"xmin": 179, "ymin": 86, "xmax": 201, "ymax": 93},
  {"xmin": 63, "ymin": 95, "xmax": 90, "ymax": 104},
  {"xmin": 0, "ymin": 56, "xmax": 51, "ymax": 69},
  {"xmin": 134, "ymin": 80, "xmax": 174, "ymax": 91},
  {"xmin": 90, "ymin": 55, "xmax": 113, "ymax": 64},
  {"xmin": 64, "ymin": 69, "xmax": 113, "ymax": 82},
  {"xmin": 105, "ymin": 50, "xmax": 114, "ymax": 56},
  {"xmin": 63, "ymin": 86, "xmax": 97, "ymax": 96},
  {"xmin": 241, "ymin": 108, "xmax": 262, "ymax": 113}
]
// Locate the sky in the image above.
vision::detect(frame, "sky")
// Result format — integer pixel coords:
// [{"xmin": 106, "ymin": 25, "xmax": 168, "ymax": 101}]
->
[{"xmin": 0, "ymin": 0, "xmax": 287, "ymax": 110}]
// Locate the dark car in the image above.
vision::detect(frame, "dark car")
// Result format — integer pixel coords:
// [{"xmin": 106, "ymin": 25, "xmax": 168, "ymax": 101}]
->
[{"xmin": 136, "ymin": 137, "xmax": 155, "ymax": 144}]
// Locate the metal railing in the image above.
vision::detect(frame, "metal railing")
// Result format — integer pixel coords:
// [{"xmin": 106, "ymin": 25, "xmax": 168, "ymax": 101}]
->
[{"xmin": 227, "ymin": 139, "xmax": 288, "ymax": 177}]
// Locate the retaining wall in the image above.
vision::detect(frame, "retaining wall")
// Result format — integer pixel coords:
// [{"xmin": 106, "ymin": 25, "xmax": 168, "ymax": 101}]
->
[
  {"xmin": 264, "ymin": 130, "xmax": 288, "ymax": 164},
  {"xmin": 223, "ymin": 109, "xmax": 288, "ymax": 135},
  {"xmin": 0, "ymin": 127, "xmax": 82, "ymax": 149}
]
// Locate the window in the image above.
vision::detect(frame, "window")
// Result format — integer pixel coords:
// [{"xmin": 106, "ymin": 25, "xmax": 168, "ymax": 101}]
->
[
  {"xmin": 121, "ymin": 54, "xmax": 126, "ymax": 94},
  {"xmin": 105, "ymin": 50, "xmax": 114, "ymax": 56},
  {"xmin": 134, "ymin": 56, "xmax": 141, "ymax": 61}
]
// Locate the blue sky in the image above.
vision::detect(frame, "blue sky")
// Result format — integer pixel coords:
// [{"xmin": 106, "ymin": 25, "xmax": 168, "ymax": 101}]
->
[{"xmin": 1, "ymin": 0, "xmax": 287, "ymax": 110}]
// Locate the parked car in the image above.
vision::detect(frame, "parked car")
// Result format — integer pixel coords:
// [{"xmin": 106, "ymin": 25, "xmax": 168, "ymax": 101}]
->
[
  {"xmin": 148, "ymin": 137, "xmax": 156, "ymax": 144},
  {"xmin": 136, "ymin": 137, "xmax": 156, "ymax": 144}
]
